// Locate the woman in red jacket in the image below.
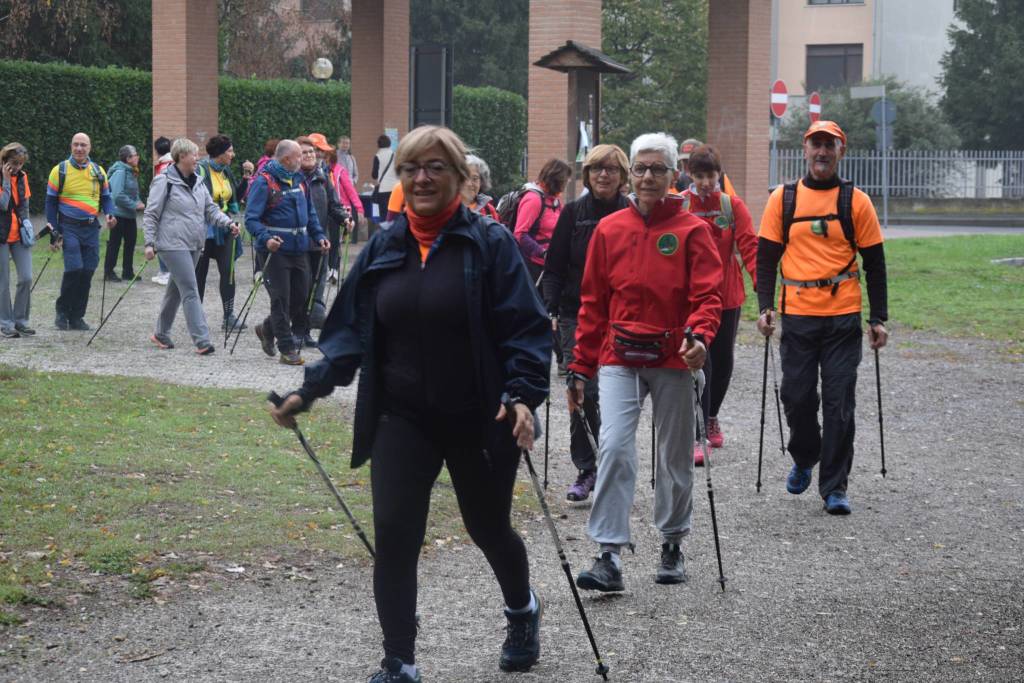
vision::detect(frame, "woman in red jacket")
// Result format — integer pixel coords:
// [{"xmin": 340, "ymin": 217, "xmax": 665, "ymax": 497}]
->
[
  {"xmin": 682, "ymin": 145, "xmax": 757, "ymax": 457},
  {"xmin": 568, "ymin": 132, "xmax": 722, "ymax": 593}
]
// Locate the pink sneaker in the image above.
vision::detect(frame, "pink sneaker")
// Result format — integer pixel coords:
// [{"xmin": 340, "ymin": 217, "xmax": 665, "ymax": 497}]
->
[
  {"xmin": 707, "ymin": 416, "xmax": 724, "ymax": 448},
  {"xmin": 693, "ymin": 443, "xmax": 705, "ymax": 467}
]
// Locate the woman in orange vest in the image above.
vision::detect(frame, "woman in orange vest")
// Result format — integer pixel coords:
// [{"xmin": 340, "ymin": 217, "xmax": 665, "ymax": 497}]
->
[{"xmin": 0, "ymin": 142, "xmax": 34, "ymax": 337}]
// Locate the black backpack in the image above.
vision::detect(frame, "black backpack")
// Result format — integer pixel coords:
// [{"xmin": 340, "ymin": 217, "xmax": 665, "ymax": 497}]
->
[
  {"xmin": 496, "ymin": 186, "xmax": 545, "ymax": 238},
  {"xmin": 778, "ymin": 179, "xmax": 859, "ymax": 312}
]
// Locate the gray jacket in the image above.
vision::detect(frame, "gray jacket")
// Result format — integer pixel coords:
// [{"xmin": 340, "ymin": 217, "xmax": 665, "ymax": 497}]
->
[{"xmin": 143, "ymin": 163, "xmax": 232, "ymax": 252}]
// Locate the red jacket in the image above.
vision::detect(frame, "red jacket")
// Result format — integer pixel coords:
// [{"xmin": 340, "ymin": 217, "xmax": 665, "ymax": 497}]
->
[
  {"xmin": 569, "ymin": 195, "xmax": 723, "ymax": 377},
  {"xmin": 682, "ymin": 189, "xmax": 757, "ymax": 310}
]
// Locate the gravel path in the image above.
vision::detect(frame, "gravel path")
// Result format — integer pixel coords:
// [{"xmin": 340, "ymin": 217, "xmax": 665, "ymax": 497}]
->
[{"xmin": 2, "ymin": 257, "xmax": 1023, "ymax": 682}]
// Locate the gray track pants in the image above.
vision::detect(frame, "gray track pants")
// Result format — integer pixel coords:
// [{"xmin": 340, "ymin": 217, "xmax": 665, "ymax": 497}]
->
[
  {"xmin": 0, "ymin": 241, "xmax": 32, "ymax": 329},
  {"xmin": 155, "ymin": 249, "xmax": 210, "ymax": 346},
  {"xmin": 588, "ymin": 365, "xmax": 696, "ymax": 548}
]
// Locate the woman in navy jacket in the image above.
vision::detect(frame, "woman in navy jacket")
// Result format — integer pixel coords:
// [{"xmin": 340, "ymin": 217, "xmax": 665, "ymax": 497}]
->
[{"xmin": 269, "ymin": 126, "xmax": 551, "ymax": 682}]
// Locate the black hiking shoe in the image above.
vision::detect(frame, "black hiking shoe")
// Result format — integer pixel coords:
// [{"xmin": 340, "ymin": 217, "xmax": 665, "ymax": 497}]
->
[
  {"xmin": 69, "ymin": 318, "xmax": 91, "ymax": 331},
  {"xmin": 499, "ymin": 590, "xmax": 542, "ymax": 672},
  {"xmin": 576, "ymin": 552, "xmax": 625, "ymax": 592},
  {"xmin": 654, "ymin": 543, "xmax": 686, "ymax": 585},
  {"xmin": 14, "ymin": 323, "xmax": 35, "ymax": 336},
  {"xmin": 367, "ymin": 657, "xmax": 421, "ymax": 682},
  {"xmin": 55, "ymin": 313, "xmax": 70, "ymax": 330},
  {"xmin": 255, "ymin": 322, "xmax": 276, "ymax": 357},
  {"xmin": 104, "ymin": 271, "xmax": 121, "ymax": 282}
]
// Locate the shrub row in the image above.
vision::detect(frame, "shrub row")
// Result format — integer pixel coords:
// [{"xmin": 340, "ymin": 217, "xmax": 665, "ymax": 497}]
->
[{"xmin": 0, "ymin": 59, "xmax": 526, "ymax": 203}]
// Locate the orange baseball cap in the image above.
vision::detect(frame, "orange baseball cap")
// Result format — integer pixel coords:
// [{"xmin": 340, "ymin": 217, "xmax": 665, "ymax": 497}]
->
[
  {"xmin": 306, "ymin": 132, "xmax": 334, "ymax": 152},
  {"xmin": 803, "ymin": 120, "xmax": 847, "ymax": 146}
]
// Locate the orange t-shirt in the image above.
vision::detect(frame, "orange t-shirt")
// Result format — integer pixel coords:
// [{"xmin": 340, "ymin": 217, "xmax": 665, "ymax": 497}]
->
[
  {"xmin": 387, "ymin": 183, "xmax": 405, "ymax": 213},
  {"xmin": 759, "ymin": 180, "xmax": 882, "ymax": 316},
  {"xmin": 6, "ymin": 173, "xmax": 30, "ymax": 244}
]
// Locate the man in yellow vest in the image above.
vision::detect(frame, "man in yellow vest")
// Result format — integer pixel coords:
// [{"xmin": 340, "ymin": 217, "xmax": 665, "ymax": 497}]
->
[{"xmin": 45, "ymin": 132, "xmax": 117, "ymax": 330}]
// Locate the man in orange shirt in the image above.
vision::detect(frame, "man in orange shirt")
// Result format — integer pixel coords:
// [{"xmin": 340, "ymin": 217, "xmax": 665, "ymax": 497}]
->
[{"xmin": 755, "ymin": 121, "xmax": 888, "ymax": 515}]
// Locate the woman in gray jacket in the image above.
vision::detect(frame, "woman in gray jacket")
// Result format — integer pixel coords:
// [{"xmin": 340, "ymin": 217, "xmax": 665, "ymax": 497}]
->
[{"xmin": 143, "ymin": 138, "xmax": 237, "ymax": 355}]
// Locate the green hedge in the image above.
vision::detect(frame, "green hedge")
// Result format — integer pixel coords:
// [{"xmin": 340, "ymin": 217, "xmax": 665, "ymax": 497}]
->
[
  {"xmin": 0, "ymin": 59, "xmax": 525, "ymax": 205},
  {"xmin": 453, "ymin": 85, "xmax": 526, "ymax": 195}
]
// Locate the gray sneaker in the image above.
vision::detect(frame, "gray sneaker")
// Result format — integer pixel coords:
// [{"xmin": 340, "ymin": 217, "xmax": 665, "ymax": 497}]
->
[
  {"xmin": 576, "ymin": 552, "xmax": 624, "ymax": 592},
  {"xmin": 654, "ymin": 543, "xmax": 686, "ymax": 585}
]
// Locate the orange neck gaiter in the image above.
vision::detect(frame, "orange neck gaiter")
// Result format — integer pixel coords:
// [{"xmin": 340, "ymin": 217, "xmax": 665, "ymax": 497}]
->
[{"xmin": 406, "ymin": 195, "xmax": 462, "ymax": 264}]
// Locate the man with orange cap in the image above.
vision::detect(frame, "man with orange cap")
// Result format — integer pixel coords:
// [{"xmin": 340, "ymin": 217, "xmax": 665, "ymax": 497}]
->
[{"xmin": 755, "ymin": 120, "xmax": 888, "ymax": 516}]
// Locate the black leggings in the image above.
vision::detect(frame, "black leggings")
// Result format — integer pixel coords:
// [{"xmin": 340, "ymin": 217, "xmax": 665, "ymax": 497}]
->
[
  {"xmin": 104, "ymin": 216, "xmax": 137, "ymax": 276},
  {"xmin": 195, "ymin": 237, "xmax": 236, "ymax": 316},
  {"xmin": 371, "ymin": 412, "xmax": 530, "ymax": 664},
  {"xmin": 708, "ymin": 306, "xmax": 741, "ymax": 417}
]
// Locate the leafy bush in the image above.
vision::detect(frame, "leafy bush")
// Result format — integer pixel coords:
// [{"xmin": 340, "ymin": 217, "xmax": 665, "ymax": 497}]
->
[
  {"xmin": 453, "ymin": 85, "xmax": 526, "ymax": 194},
  {"xmin": 0, "ymin": 59, "xmax": 526, "ymax": 202}
]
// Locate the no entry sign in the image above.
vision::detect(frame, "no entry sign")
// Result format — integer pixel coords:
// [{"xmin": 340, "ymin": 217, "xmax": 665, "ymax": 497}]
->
[
  {"xmin": 770, "ymin": 80, "xmax": 788, "ymax": 118},
  {"xmin": 808, "ymin": 91, "xmax": 822, "ymax": 123}
]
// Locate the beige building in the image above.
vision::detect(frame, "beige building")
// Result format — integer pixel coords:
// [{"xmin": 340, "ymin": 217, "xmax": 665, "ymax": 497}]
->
[{"xmin": 771, "ymin": 0, "xmax": 956, "ymax": 105}]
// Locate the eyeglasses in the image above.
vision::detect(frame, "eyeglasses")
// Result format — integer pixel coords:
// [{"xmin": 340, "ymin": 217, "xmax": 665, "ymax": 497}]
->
[
  {"xmin": 589, "ymin": 165, "xmax": 621, "ymax": 177},
  {"xmin": 630, "ymin": 163, "xmax": 670, "ymax": 178},
  {"xmin": 397, "ymin": 160, "xmax": 451, "ymax": 179},
  {"xmin": 301, "ymin": 150, "xmax": 318, "ymax": 157}
]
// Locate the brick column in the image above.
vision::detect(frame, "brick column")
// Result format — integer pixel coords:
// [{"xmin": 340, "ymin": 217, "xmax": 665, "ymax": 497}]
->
[
  {"xmin": 707, "ymin": 0, "xmax": 771, "ymax": 223},
  {"xmin": 527, "ymin": 0, "xmax": 602, "ymax": 181},
  {"xmin": 151, "ymin": 0, "xmax": 219, "ymax": 147},
  {"xmin": 351, "ymin": 0, "xmax": 409, "ymax": 191}
]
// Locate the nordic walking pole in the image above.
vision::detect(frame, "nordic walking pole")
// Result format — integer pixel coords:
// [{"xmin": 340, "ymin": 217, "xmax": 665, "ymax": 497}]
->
[
  {"xmin": 229, "ymin": 253, "xmax": 274, "ymax": 356},
  {"xmin": 30, "ymin": 253, "xmax": 54, "ymax": 293},
  {"xmin": 306, "ymin": 252, "xmax": 326, "ymax": 314},
  {"xmin": 875, "ymin": 347, "xmax": 887, "ymax": 477},
  {"xmin": 685, "ymin": 329, "xmax": 727, "ymax": 592},
  {"xmin": 87, "ymin": 261, "xmax": 148, "ymax": 346},
  {"xmin": 267, "ymin": 391, "xmax": 376, "ymax": 559},
  {"xmin": 768, "ymin": 338, "xmax": 786, "ymax": 459},
  {"xmin": 756, "ymin": 337, "xmax": 769, "ymax": 492},
  {"xmin": 100, "ymin": 255, "xmax": 107, "ymax": 321},
  {"xmin": 509, "ymin": 405, "xmax": 609, "ymax": 680},
  {"xmin": 543, "ymin": 397, "xmax": 550, "ymax": 489},
  {"xmin": 228, "ymin": 232, "xmax": 236, "ymax": 287},
  {"xmin": 224, "ymin": 270, "xmax": 261, "ymax": 347},
  {"xmin": 651, "ymin": 422, "xmax": 656, "ymax": 490},
  {"xmin": 30, "ymin": 225, "xmax": 58, "ymax": 293}
]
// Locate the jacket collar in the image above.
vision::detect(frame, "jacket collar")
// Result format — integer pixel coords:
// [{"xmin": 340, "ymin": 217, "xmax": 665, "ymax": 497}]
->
[
  {"xmin": 369, "ymin": 204, "xmax": 484, "ymax": 270},
  {"xmin": 626, "ymin": 193, "xmax": 685, "ymax": 228}
]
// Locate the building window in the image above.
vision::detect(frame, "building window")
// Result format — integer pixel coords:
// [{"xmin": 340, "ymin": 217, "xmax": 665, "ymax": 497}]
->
[
  {"xmin": 808, "ymin": 0, "xmax": 864, "ymax": 5},
  {"xmin": 806, "ymin": 44, "xmax": 863, "ymax": 91}
]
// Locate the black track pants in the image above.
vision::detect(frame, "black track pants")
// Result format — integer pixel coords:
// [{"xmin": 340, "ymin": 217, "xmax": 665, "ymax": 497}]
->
[
  {"xmin": 708, "ymin": 306, "xmax": 741, "ymax": 417},
  {"xmin": 370, "ymin": 412, "xmax": 530, "ymax": 664},
  {"xmin": 779, "ymin": 313, "xmax": 862, "ymax": 498}
]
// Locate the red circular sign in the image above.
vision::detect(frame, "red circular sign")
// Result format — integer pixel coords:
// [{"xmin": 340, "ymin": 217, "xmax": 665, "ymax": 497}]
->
[
  {"xmin": 808, "ymin": 91, "xmax": 822, "ymax": 123},
  {"xmin": 770, "ymin": 80, "xmax": 788, "ymax": 118}
]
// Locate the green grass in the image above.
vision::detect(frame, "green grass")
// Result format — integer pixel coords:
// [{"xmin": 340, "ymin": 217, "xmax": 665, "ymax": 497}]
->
[
  {"xmin": 0, "ymin": 367, "xmax": 493, "ymax": 616},
  {"xmin": 741, "ymin": 234, "xmax": 1024, "ymax": 352}
]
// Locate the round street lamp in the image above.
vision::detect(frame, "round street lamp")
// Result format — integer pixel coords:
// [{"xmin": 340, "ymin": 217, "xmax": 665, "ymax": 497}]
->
[{"xmin": 311, "ymin": 57, "xmax": 333, "ymax": 82}]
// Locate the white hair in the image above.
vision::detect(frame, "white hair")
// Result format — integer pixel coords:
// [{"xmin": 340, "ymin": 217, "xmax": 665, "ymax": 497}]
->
[
  {"xmin": 465, "ymin": 154, "xmax": 492, "ymax": 192},
  {"xmin": 275, "ymin": 139, "xmax": 300, "ymax": 159},
  {"xmin": 630, "ymin": 132, "xmax": 679, "ymax": 170}
]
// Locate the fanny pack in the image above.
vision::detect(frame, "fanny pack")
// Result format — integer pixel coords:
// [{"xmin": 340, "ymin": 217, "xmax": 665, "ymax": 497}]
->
[{"xmin": 610, "ymin": 321, "xmax": 681, "ymax": 367}]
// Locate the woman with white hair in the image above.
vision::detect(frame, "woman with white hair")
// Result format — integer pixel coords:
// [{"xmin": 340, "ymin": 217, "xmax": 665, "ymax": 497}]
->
[
  {"xmin": 143, "ymin": 138, "xmax": 237, "ymax": 355},
  {"xmin": 460, "ymin": 154, "xmax": 500, "ymax": 220},
  {"xmin": 567, "ymin": 131, "xmax": 723, "ymax": 592},
  {"xmin": 105, "ymin": 144, "xmax": 145, "ymax": 281}
]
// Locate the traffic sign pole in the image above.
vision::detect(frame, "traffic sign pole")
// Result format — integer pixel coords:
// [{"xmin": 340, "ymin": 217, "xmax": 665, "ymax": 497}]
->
[
  {"xmin": 770, "ymin": 80, "xmax": 788, "ymax": 188},
  {"xmin": 881, "ymin": 91, "xmax": 888, "ymax": 229}
]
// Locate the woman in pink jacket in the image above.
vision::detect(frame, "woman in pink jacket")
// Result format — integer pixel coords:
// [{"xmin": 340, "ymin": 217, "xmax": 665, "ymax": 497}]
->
[{"xmin": 513, "ymin": 159, "xmax": 572, "ymax": 283}]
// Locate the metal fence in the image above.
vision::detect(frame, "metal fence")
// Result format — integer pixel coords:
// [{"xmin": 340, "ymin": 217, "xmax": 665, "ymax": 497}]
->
[{"xmin": 772, "ymin": 149, "xmax": 1024, "ymax": 199}]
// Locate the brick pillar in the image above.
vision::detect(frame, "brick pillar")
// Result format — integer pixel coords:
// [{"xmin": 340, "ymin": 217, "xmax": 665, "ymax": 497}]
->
[
  {"xmin": 527, "ymin": 0, "xmax": 602, "ymax": 181},
  {"xmin": 707, "ymin": 0, "xmax": 771, "ymax": 223},
  {"xmin": 151, "ymin": 0, "xmax": 219, "ymax": 147},
  {"xmin": 351, "ymin": 0, "xmax": 409, "ymax": 192}
]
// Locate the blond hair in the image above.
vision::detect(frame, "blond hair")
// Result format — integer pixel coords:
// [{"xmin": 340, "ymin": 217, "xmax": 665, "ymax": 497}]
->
[
  {"xmin": 170, "ymin": 138, "xmax": 199, "ymax": 162},
  {"xmin": 582, "ymin": 144, "xmax": 629, "ymax": 193},
  {"xmin": 1, "ymin": 142, "xmax": 28, "ymax": 164},
  {"xmin": 395, "ymin": 126, "xmax": 470, "ymax": 184}
]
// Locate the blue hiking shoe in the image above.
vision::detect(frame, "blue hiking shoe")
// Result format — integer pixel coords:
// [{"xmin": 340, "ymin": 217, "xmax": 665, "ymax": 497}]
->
[
  {"xmin": 824, "ymin": 491, "xmax": 852, "ymax": 515},
  {"xmin": 786, "ymin": 464, "xmax": 814, "ymax": 495}
]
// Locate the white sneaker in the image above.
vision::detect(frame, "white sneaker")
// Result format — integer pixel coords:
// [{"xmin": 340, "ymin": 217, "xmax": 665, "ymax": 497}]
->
[
  {"xmin": 151, "ymin": 272, "xmax": 170, "ymax": 286},
  {"xmin": 327, "ymin": 268, "xmax": 338, "ymax": 285}
]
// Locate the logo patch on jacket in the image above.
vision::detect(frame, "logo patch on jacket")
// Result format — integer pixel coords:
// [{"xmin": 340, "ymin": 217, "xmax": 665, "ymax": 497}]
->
[{"xmin": 656, "ymin": 233, "xmax": 678, "ymax": 256}]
